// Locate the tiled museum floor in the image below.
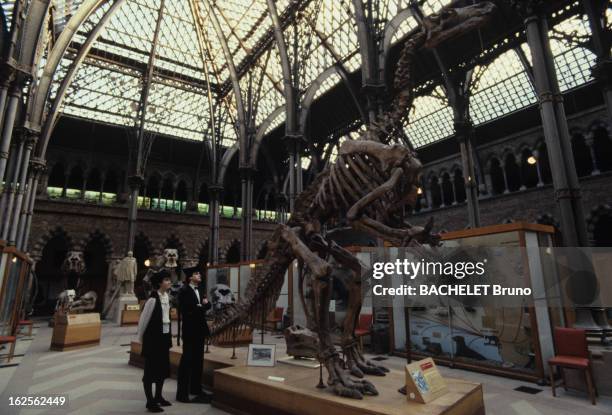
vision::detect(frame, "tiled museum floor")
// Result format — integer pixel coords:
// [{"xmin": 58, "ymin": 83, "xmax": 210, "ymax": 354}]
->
[{"xmin": 1, "ymin": 319, "xmax": 611, "ymax": 415}]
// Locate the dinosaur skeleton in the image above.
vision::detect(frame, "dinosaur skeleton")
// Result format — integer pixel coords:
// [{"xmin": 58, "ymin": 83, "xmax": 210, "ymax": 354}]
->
[{"xmin": 210, "ymin": 2, "xmax": 495, "ymax": 399}]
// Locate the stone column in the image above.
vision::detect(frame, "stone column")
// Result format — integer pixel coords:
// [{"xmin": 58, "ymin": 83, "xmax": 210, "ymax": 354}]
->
[
  {"xmin": 437, "ymin": 177, "xmax": 445, "ymax": 208},
  {"xmin": 533, "ymin": 150, "xmax": 545, "ymax": 187},
  {"xmin": 99, "ymin": 173, "xmax": 106, "ymax": 204},
  {"xmin": 275, "ymin": 192, "xmax": 288, "ymax": 224},
  {"xmin": 517, "ymin": 153, "xmax": 527, "ymax": 191},
  {"xmin": 584, "ymin": 133, "xmax": 600, "ymax": 175},
  {"xmin": 501, "ymin": 163, "xmax": 510, "ymax": 194},
  {"xmin": 450, "ymin": 177, "xmax": 458, "ymax": 205},
  {"xmin": 484, "ymin": 171, "xmax": 494, "ymax": 196}
]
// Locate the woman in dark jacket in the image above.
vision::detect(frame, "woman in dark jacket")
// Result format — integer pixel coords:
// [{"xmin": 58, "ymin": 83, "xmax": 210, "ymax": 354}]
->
[{"xmin": 137, "ymin": 270, "xmax": 173, "ymax": 412}]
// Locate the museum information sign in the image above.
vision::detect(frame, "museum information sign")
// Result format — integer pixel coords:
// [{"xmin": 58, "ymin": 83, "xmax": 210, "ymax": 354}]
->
[{"xmin": 405, "ymin": 358, "xmax": 448, "ymax": 403}]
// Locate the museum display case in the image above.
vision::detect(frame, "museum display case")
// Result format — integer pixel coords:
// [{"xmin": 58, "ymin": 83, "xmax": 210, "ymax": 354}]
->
[
  {"xmin": 0, "ymin": 242, "xmax": 33, "ymax": 339},
  {"xmin": 386, "ymin": 223, "xmax": 560, "ymax": 382}
]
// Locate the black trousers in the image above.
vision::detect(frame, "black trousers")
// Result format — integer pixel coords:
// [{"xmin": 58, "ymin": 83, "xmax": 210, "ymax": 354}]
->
[{"xmin": 177, "ymin": 337, "xmax": 205, "ymax": 398}]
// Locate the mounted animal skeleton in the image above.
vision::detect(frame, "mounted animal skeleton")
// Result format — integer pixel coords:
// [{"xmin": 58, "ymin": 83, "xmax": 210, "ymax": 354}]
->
[
  {"xmin": 142, "ymin": 249, "xmax": 184, "ymax": 306},
  {"xmin": 56, "ymin": 251, "xmax": 98, "ymax": 313},
  {"xmin": 209, "ymin": 2, "xmax": 495, "ymax": 399}
]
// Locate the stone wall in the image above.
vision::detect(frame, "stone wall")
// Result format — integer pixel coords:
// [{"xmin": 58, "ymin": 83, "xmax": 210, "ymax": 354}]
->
[
  {"xmin": 29, "ymin": 198, "xmax": 277, "ymax": 262},
  {"xmin": 411, "ymin": 171, "xmax": 612, "ymax": 244}
]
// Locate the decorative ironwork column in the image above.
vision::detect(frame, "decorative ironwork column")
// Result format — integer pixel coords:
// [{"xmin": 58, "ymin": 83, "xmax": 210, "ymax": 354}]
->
[
  {"xmin": 7, "ymin": 130, "xmax": 38, "ymax": 245},
  {"xmin": 240, "ymin": 166, "xmax": 255, "ymax": 261},
  {"xmin": 17, "ymin": 157, "xmax": 46, "ymax": 250},
  {"xmin": 517, "ymin": 1, "xmax": 588, "ymax": 247},
  {"xmin": 208, "ymin": 184, "xmax": 223, "ymax": 264}
]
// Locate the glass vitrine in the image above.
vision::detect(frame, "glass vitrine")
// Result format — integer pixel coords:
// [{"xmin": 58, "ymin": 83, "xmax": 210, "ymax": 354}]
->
[
  {"xmin": 388, "ymin": 222, "xmax": 559, "ymax": 382},
  {"xmin": 0, "ymin": 244, "xmax": 32, "ymax": 338}
]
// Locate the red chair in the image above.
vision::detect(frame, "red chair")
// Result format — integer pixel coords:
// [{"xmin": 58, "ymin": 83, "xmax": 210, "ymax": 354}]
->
[
  {"xmin": 548, "ymin": 327, "xmax": 597, "ymax": 405},
  {"xmin": 18, "ymin": 320, "xmax": 33, "ymax": 337},
  {"xmin": 354, "ymin": 314, "xmax": 373, "ymax": 352},
  {"xmin": 266, "ymin": 307, "xmax": 284, "ymax": 332},
  {"xmin": 0, "ymin": 336, "xmax": 16, "ymax": 363}
]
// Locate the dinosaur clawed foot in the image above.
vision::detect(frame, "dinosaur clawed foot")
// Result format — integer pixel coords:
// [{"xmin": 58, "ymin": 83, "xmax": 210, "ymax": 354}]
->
[
  {"xmin": 324, "ymin": 353, "xmax": 378, "ymax": 399},
  {"xmin": 344, "ymin": 342, "xmax": 389, "ymax": 378}
]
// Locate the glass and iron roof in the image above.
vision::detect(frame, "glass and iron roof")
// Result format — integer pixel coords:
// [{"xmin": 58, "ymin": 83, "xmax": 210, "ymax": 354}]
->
[{"xmin": 13, "ymin": 0, "xmax": 603, "ymax": 150}]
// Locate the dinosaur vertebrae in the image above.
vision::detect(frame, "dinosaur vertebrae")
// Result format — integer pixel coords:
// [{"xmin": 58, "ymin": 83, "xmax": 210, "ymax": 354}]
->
[{"xmin": 364, "ymin": 33, "xmax": 426, "ymax": 145}]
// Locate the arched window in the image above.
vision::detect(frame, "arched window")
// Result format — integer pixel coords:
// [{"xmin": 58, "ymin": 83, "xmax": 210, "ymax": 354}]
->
[
  {"xmin": 593, "ymin": 127, "xmax": 612, "ymax": 172},
  {"xmin": 429, "ymin": 176, "xmax": 442, "ymax": 208},
  {"xmin": 520, "ymin": 149, "xmax": 538, "ymax": 188},
  {"xmin": 67, "ymin": 166, "xmax": 84, "ymax": 198},
  {"xmin": 453, "ymin": 169, "xmax": 466, "ymax": 203},
  {"xmin": 48, "ymin": 163, "xmax": 66, "ymax": 189},
  {"xmin": 571, "ymin": 133, "xmax": 593, "ymax": 177},
  {"xmin": 175, "ymin": 180, "xmax": 188, "ymax": 212},
  {"xmin": 489, "ymin": 158, "xmax": 505, "ymax": 195},
  {"xmin": 504, "ymin": 154, "xmax": 520, "ymax": 192},
  {"xmin": 225, "ymin": 241, "xmax": 241, "ymax": 264},
  {"xmin": 441, "ymin": 173, "xmax": 454, "ymax": 206}
]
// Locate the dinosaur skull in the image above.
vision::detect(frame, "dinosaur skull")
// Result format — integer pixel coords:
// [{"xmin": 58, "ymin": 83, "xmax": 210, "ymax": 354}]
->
[
  {"xmin": 421, "ymin": 2, "xmax": 496, "ymax": 48},
  {"xmin": 284, "ymin": 325, "xmax": 320, "ymax": 359},
  {"xmin": 61, "ymin": 251, "xmax": 86, "ymax": 275},
  {"xmin": 65, "ymin": 289, "xmax": 76, "ymax": 304},
  {"xmin": 162, "ymin": 249, "xmax": 179, "ymax": 268},
  {"xmin": 210, "ymin": 284, "xmax": 235, "ymax": 312}
]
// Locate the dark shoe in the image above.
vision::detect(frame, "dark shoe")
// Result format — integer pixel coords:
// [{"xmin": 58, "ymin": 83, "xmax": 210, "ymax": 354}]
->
[
  {"xmin": 176, "ymin": 396, "xmax": 191, "ymax": 403},
  {"xmin": 146, "ymin": 402, "xmax": 164, "ymax": 413},
  {"xmin": 191, "ymin": 394, "xmax": 212, "ymax": 404},
  {"xmin": 156, "ymin": 397, "xmax": 172, "ymax": 406}
]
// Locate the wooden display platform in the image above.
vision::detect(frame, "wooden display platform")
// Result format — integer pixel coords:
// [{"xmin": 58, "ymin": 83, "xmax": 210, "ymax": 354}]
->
[
  {"xmin": 129, "ymin": 340, "xmax": 247, "ymax": 386},
  {"xmin": 214, "ymin": 365, "xmax": 484, "ymax": 415},
  {"xmin": 51, "ymin": 313, "xmax": 101, "ymax": 351},
  {"xmin": 120, "ymin": 309, "xmax": 140, "ymax": 326},
  {"xmin": 130, "ymin": 342, "xmax": 483, "ymax": 415}
]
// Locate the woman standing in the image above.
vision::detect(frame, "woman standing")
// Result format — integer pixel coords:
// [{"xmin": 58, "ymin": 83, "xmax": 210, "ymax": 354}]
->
[{"xmin": 137, "ymin": 270, "xmax": 173, "ymax": 412}]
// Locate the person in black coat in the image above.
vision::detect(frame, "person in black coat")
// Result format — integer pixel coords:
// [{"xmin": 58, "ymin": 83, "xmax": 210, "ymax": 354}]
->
[
  {"xmin": 137, "ymin": 270, "xmax": 173, "ymax": 413},
  {"xmin": 176, "ymin": 266, "xmax": 211, "ymax": 403}
]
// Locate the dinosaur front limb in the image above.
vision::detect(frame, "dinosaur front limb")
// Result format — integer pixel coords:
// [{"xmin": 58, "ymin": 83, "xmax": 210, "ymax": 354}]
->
[
  {"xmin": 347, "ymin": 167, "xmax": 404, "ymax": 221},
  {"xmin": 352, "ymin": 215, "xmax": 439, "ymax": 246}
]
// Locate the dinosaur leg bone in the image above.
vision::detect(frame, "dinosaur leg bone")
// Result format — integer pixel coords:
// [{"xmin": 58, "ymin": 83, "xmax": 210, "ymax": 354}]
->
[
  {"xmin": 280, "ymin": 225, "xmax": 376, "ymax": 399},
  {"xmin": 325, "ymin": 242, "xmax": 389, "ymax": 378}
]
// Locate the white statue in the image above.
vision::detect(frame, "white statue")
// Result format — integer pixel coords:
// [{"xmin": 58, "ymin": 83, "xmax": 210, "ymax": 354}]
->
[{"xmin": 114, "ymin": 251, "xmax": 137, "ymax": 295}]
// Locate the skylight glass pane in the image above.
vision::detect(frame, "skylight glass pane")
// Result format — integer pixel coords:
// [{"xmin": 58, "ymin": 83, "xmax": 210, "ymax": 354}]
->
[
  {"xmin": 405, "ymin": 87, "xmax": 454, "ymax": 148},
  {"xmin": 61, "ymin": 60, "xmax": 141, "ymax": 126},
  {"xmin": 470, "ymin": 48, "xmax": 536, "ymax": 125},
  {"xmin": 145, "ymin": 79, "xmax": 210, "ymax": 141}
]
